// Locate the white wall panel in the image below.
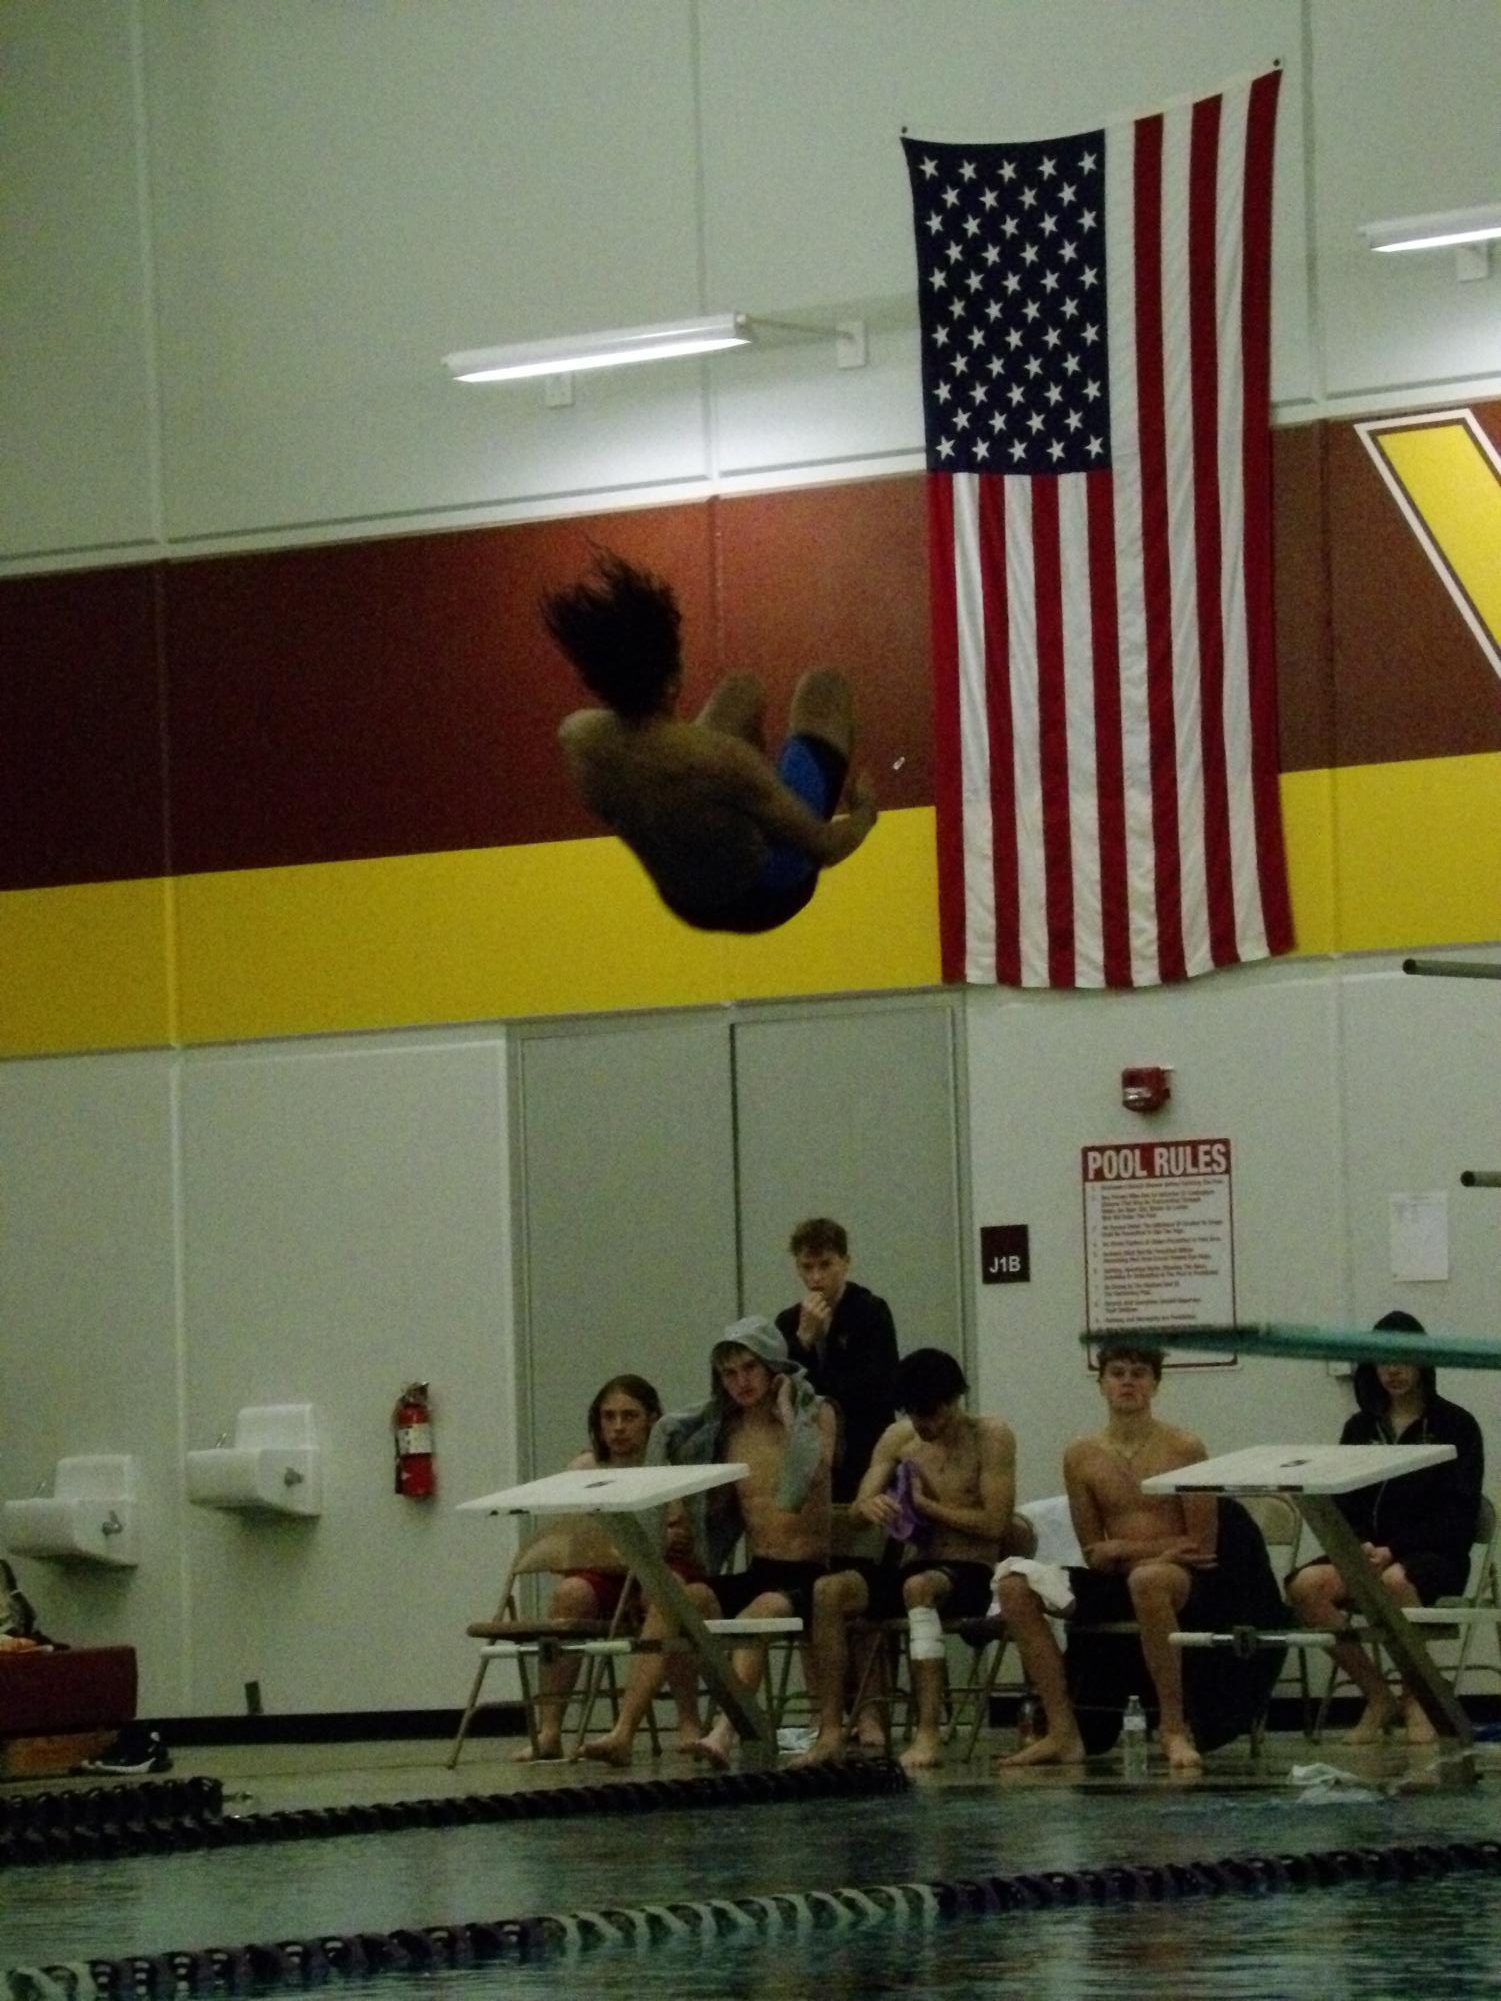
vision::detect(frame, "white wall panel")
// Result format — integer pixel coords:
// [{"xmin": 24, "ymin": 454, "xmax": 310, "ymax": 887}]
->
[
  {"xmin": 0, "ymin": 3, "xmax": 159, "ymax": 561},
  {"xmin": 143, "ymin": 0, "xmax": 709, "ymax": 539},
  {"xmin": 734, "ymin": 999, "xmax": 965, "ymax": 1366},
  {"xmin": 0, "ymin": 1053, "xmax": 184, "ymax": 1713},
  {"xmin": 1339, "ymin": 954, "xmax": 1501, "ymax": 1352},
  {"xmin": 964, "ymin": 962, "xmax": 1351, "ymax": 1508},
  {"xmin": 178, "ymin": 1035, "xmax": 513, "ymax": 1716},
  {"xmin": 514, "ymin": 1015, "xmax": 740, "ymax": 1476},
  {"xmin": 1310, "ymin": 0, "xmax": 1501, "ymax": 405}
]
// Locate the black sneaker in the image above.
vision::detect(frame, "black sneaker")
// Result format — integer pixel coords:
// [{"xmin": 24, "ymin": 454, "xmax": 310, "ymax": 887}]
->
[{"xmin": 80, "ymin": 1728, "xmax": 171, "ymax": 1776}]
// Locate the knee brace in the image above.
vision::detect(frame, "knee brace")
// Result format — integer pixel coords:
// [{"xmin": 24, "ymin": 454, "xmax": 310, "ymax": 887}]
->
[{"xmin": 908, "ymin": 1604, "xmax": 945, "ymax": 1662}]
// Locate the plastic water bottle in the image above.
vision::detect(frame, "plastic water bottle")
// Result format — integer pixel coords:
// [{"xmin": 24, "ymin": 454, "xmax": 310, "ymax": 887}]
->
[
  {"xmin": 1120, "ymin": 1694, "xmax": 1149, "ymax": 1779},
  {"xmin": 1015, "ymin": 1696, "xmax": 1042, "ymax": 1751}
]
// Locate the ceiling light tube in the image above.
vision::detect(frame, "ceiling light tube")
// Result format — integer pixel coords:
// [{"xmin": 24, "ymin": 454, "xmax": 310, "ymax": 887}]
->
[
  {"xmin": 444, "ymin": 313, "xmax": 751, "ymax": 383},
  {"xmin": 1359, "ymin": 204, "xmax": 1501, "ymax": 253}
]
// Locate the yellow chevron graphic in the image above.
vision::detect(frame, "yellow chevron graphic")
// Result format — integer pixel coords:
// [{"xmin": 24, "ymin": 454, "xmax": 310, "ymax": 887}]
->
[{"xmin": 1357, "ymin": 410, "xmax": 1501, "ymax": 678}]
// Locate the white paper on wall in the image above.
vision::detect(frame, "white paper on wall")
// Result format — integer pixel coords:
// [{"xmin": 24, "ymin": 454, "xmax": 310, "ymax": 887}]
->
[{"xmin": 1388, "ymin": 1191, "xmax": 1449, "ymax": 1282}]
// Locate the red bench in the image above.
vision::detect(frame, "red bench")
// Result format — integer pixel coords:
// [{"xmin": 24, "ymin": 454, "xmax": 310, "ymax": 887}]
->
[{"xmin": 0, "ymin": 1645, "xmax": 137, "ymax": 1777}]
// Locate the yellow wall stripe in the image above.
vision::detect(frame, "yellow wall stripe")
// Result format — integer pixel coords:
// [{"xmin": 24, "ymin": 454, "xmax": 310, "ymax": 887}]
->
[
  {"xmin": 1364, "ymin": 415, "xmax": 1501, "ymax": 672},
  {"xmin": 1278, "ymin": 765, "xmax": 1337, "ymax": 958},
  {"xmin": 0, "ymin": 878, "xmax": 176, "ymax": 1058},
  {"xmin": 3, "ymin": 762, "xmax": 1498, "ymax": 1057},
  {"xmin": 169, "ymin": 807, "xmax": 942, "ymax": 1045},
  {"xmin": 1330, "ymin": 749, "xmax": 1501, "ymax": 952}
]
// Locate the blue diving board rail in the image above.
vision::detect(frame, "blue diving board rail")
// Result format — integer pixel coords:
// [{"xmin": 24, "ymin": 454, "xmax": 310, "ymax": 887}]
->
[{"xmin": 1079, "ymin": 1322, "xmax": 1501, "ymax": 1370}]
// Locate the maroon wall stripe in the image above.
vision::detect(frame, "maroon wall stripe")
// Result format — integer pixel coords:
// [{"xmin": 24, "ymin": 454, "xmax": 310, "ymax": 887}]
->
[
  {"xmin": 0, "ymin": 565, "xmax": 167, "ymax": 892},
  {"xmin": 0, "ymin": 404, "xmax": 1495, "ymax": 900}
]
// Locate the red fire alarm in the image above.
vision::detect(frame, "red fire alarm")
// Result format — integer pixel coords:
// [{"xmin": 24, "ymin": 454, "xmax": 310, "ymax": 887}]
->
[{"xmin": 1121, "ymin": 1066, "xmax": 1172, "ymax": 1113}]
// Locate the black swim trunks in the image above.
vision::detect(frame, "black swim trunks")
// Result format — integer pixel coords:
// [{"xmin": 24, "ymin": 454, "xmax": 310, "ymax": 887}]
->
[
  {"xmin": 711, "ymin": 1556, "xmax": 827, "ymax": 1626},
  {"xmin": 861, "ymin": 1557, "xmax": 996, "ymax": 1623}
]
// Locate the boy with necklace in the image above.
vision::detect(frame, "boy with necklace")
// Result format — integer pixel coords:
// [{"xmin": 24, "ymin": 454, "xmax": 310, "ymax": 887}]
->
[{"xmin": 996, "ymin": 1342, "xmax": 1214, "ymax": 1771}]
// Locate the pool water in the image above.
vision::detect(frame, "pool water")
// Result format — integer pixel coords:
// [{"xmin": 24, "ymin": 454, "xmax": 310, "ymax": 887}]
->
[{"xmin": 3, "ymin": 1778, "xmax": 1496, "ymax": 1998}]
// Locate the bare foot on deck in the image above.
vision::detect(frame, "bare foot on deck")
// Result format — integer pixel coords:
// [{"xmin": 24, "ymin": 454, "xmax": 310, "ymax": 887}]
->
[
  {"xmin": 511, "ymin": 1738, "xmax": 564, "ymax": 1763},
  {"xmin": 997, "ymin": 1728, "xmax": 1087, "ymax": 1769},
  {"xmin": 673, "ymin": 1720, "xmax": 706, "ymax": 1755},
  {"xmin": 1161, "ymin": 1728, "xmax": 1202, "ymax": 1772},
  {"xmin": 690, "ymin": 1732, "xmax": 732, "ymax": 1769},
  {"xmin": 899, "ymin": 1731, "xmax": 945, "ymax": 1774},
  {"xmin": 787, "ymin": 1731, "xmax": 847, "ymax": 1771},
  {"xmin": 1343, "ymin": 1694, "xmax": 1399, "ymax": 1745},
  {"xmin": 856, "ymin": 1704, "xmax": 892, "ymax": 1752},
  {"xmin": 577, "ymin": 1733, "xmax": 632, "ymax": 1767},
  {"xmin": 1404, "ymin": 1698, "xmax": 1439, "ymax": 1746}
]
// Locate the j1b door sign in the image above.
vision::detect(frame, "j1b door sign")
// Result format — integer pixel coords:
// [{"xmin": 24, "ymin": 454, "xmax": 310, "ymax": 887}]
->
[{"xmin": 981, "ymin": 1225, "xmax": 1030, "ymax": 1284}]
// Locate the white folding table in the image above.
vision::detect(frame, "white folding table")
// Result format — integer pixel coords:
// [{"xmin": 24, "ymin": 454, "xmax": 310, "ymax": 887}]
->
[
  {"xmin": 459, "ymin": 1463, "xmax": 782, "ymax": 1753},
  {"xmin": 1143, "ymin": 1443, "xmax": 1473, "ymax": 1761}
]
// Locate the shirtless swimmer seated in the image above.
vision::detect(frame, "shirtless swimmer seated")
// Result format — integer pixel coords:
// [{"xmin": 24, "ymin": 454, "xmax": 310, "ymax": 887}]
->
[
  {"xmin": 543, "ymin": 552, "xmax": 877, "ymax": 934},
  {"xmin": 996, "ymin": 1343, "xmax": 1214, "ymax": 1773},
  {"xmin": 579, "ymin": 1318, "xmax": 835, "ymax": 1769},
  {"xmin": 794, "ymin": 1346, "xmax": 1026, "ymax": 1774}
]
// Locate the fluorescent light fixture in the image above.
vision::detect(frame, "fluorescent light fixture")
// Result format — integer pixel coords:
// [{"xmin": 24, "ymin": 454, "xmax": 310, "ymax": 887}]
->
[
  {"xmin": 1359, "ymin": 204, "xmax": 1501, "ymax": 253},
  {"xmin": 444, "ymin": 313, "xmax": 751, "ymax": 383}
]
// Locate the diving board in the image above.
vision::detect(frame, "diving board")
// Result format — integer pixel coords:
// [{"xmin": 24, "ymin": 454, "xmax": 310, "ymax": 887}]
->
[{"xmin": 1080, "ymin": 1322, "xmax": 1501, "ymax": 1370}]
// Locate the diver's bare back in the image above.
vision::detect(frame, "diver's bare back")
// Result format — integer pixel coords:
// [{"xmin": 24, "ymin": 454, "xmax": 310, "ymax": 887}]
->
[
  {"xmin": 1069, "ymin": 1424, "xmax": 1203, "ymax": 1556},
  {"xmin": 560, "ymin": 709, "xmax": 791, "ymax": 907}
]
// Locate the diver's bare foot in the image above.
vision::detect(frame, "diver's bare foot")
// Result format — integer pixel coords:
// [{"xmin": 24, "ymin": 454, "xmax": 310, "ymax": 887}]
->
[
  {"xmin": 690, "ymin": 1733, "xmax": 732, "ymax": 1769},
  {"xmin": 899, "ymin": 1732, "xmax": 944, "ymax": 1774},
  {"xmin": 512, "ymin": 1738, "xmax": 563, "ymax": 1763},
  {"xmin": 673, "ymin": 1721, "xmax": 705, "ymax": 1754},
  {"xmin": 1404, "ymin": 1698, "xmax": 1439, "ymax": 1746},
  {"xmin": 1343, "ymin": 1695, "xmax": 1398, "ymax": 1745},
  {"xmin": 578, "ymin": 1733, "xmax": 632, "ymax": 1767},
  {"xmin": 787, "ymin": 1731, "xmax": 847, "ymax": 1770},
  {"xmin": 998, "ymin": 1728, "xmax": 1087, "ymax": 1768},
  {"xmin": 1162, "ymin": 1727, "xmax": 1202, "ymax": 1772}
]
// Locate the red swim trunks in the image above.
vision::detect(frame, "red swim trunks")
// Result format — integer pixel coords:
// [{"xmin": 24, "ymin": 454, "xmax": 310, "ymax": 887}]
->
[{"xmin": 566, "ymin": 1556, "xmax": 704, "ymax": 1620}]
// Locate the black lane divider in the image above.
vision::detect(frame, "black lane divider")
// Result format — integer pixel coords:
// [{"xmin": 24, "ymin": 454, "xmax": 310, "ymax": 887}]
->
[
  {"xmin": 0, "ymin": 1778, "xmax": 223, "ymax": 1852},
  {"xmin": 9, "ymin": 1835, "xmax": 1501, "ymax": 1996},
  {"xmin": 0, "ymin": 1759, "xmax": 905, "ymax": 1869}
]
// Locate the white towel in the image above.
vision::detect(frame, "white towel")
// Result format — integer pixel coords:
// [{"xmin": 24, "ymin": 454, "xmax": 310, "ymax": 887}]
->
[{"xmin": 990, "ymin": 1556, "xmax": 1075, "ymax": 1618}]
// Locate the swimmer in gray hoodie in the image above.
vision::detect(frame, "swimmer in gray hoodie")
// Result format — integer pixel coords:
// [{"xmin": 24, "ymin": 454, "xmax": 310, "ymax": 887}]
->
[{"xmin": 580, "ymin": 1318, "xmax": 835, "ymax": 1768}]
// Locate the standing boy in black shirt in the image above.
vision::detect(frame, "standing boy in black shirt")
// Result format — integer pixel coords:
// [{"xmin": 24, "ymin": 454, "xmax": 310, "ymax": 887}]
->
[{"xmin": 775, "ymin": 1217, "xmax": 899, "ymax": 1503}]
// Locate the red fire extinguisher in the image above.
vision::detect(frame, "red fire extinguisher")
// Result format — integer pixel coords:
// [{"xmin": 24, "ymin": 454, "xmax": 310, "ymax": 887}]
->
[{"xmin": 393, "ymin": 1382, "xmax": 436, "ymax": 1499}]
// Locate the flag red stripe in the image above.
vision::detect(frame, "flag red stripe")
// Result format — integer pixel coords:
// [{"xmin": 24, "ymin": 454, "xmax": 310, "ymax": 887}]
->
[
  {"xmin": 1132, "ymin": 113, "xmax": 1186, "ymax": 985},
  {"xmin": 1087, "ymin": 470, "xmax": 1131, "ymax": 986},
  {"xmin": 1030, "ymin": 481, "xmax": 1074, "ymax": 986},
  {"xmin": 979, "ymin": 477, "xmax": 1021, "ymax": 985},
  {"xmin": 1188, "ymin": 91, "xmax": 1237, "ymax": 966},
  {"xmin": 927, "ymin": 477, "xmax": 967, "ymax": 981},
  {"xmin": 1240, "ymin": 67, "xmax": 1292, "ymax": 952}
]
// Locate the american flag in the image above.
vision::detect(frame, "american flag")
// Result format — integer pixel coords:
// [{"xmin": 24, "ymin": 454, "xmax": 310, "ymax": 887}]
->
[{"xmin": 904, "ymin": 71, "xmax": 1292, "ymax": 989}]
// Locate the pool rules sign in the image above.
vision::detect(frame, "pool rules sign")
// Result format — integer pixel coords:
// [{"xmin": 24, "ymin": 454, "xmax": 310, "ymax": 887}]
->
[{"xmin": 1082, "ymin": 1139, "xmax": 1236, "ymax": 1351}]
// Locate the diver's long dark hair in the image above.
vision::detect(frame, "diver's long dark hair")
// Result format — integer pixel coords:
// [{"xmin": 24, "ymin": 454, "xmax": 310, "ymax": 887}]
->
[{"xmin": 541, "ymin": 551, "xmax": 682, "ymax": 720}]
